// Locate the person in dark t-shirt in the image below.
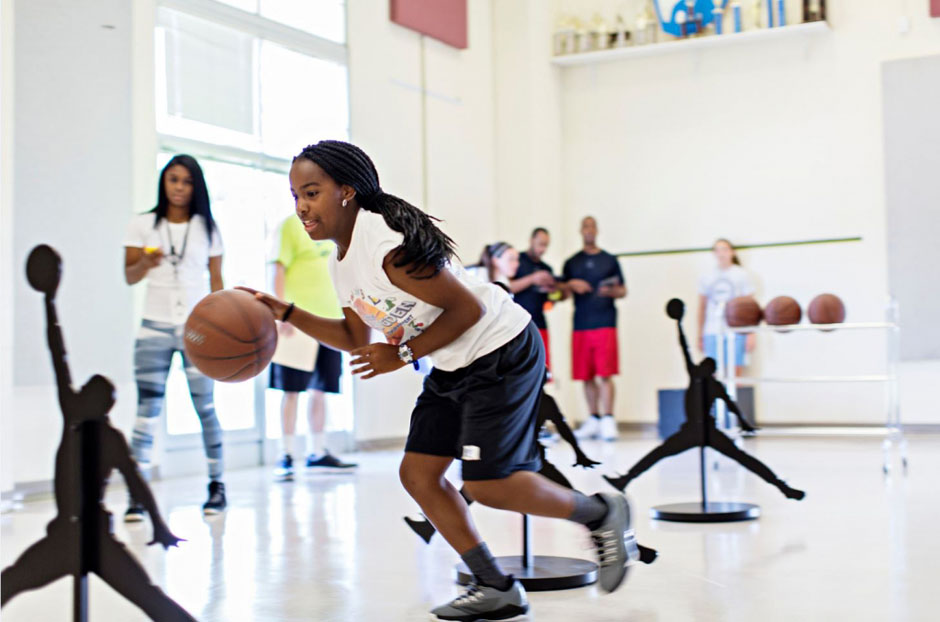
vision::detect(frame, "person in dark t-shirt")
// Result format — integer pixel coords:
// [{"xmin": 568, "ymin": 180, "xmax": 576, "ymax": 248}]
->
[
  {"xmin": 562, "ymin": 216, "xmax": 626, "ymax": 442},
  {"xmin": 510, "ymin": 227, "xmax": 559, "ymax": 369}
]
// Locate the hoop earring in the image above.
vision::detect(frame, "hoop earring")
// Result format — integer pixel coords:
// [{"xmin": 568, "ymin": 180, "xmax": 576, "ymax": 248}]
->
[{"xmin": 342, "ymin": 199, "xmax": 348, "ymax": 207}]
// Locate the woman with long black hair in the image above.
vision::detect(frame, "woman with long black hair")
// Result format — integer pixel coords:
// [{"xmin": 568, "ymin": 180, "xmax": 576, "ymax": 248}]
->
[{"xmin": 123, "ymin": 154, "xmax": 227, "ymax": 520}]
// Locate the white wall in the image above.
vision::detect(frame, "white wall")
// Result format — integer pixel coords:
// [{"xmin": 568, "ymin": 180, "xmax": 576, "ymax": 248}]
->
[
  {"xmin": 9, "ymin": 0, "xmax": 137, "ymax": 485},
  {"xmin": 1, "ymin": 0, "xmax": 17, "ymax": 497},
  {"xmin": 346, "ymin": 0, "xmax": 500, "ymax": 441},
  {"xmin": 493, "ymin": 0, "xmax": 940, "ymax": 425}
]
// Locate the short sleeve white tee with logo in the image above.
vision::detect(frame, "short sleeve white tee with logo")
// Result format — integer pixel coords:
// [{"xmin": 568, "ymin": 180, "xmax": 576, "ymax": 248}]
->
[{"xmin": 328, "ymin": 210, "xmax": 531, "ymax": 372}]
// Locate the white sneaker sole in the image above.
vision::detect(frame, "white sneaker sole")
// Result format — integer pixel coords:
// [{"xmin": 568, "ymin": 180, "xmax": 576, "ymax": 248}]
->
[
  {"xmin": 123, "ymin": 514, "xmax": 145, "ymax": 523},
  {"xmin": 305, "ymin": 467, "xmax": 357, "ymax": 474}
]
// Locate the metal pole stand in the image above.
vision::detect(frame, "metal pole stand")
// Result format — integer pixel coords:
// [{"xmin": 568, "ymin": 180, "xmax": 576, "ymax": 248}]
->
[
  {"xmin": 455, "ymin": 514, "xmax": 598, "ymax": 591},
  {"xmin": 650, "ymin": 409, "xmax": 760, "ymax": 523}
]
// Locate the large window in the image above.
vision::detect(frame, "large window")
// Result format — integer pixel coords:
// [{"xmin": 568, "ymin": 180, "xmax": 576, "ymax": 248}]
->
[{"xmin": 154, "ymin": 0, "xmax": 352, "ymax": 445}]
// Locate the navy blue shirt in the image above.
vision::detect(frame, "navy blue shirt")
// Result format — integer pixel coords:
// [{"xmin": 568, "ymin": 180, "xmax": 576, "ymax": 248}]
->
[
  {"xmin": 562, "ymin": 250, "xmax": 624, "ymax": 330},
  {"xmin": 513, "ymin": 252, "xmax": 553, "ymax": 329}
]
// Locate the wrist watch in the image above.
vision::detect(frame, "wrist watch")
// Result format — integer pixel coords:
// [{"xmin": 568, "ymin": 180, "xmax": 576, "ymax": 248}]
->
[{"xmin": 398, "ymin": 343, "xmax": 415, "ymax": 364}]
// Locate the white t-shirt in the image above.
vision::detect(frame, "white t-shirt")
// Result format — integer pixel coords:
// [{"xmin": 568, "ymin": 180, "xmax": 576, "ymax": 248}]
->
[
  {"xmin": 329, "ymin": 210, "xmax": 531, "ymax": 372},
  {"xmin": 124, "ymin": 213, "xmax": 224, "ymax": 324},
  {"xmin": 699, "ymin": 264, "xmax": 755, "ymax": 335}
]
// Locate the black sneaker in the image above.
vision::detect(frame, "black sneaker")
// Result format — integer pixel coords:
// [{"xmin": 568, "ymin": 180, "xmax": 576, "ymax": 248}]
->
[
  {"xmin": 124, "ymin": 499, "xmax": 146, "ymax": 523},
  {"xmin": 273, "ymin": 454, "xmax": 294, "ymax": 481},
  {"xmin": 305, "ymin": 451, "xmax": 357, "ymax": 472},
  {"xmin": 202, "ymin": 481, "xmax": 227, "ymax": 515}
]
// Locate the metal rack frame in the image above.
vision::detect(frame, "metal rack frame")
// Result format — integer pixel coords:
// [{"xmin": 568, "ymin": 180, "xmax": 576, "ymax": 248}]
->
[{"xmin": 714, "ymin": 306, "xmax": 907, "ymax": 474}]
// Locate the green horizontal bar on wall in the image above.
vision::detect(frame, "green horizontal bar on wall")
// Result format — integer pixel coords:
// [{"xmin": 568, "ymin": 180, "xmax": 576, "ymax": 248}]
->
[{"xmin": 616, "ymin": 236, "xmax": 863, "ymax": 259}]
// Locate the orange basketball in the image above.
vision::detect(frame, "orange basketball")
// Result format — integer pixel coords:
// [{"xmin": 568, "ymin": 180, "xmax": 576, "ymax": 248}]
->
[
  {"xmin": 764, "ymin": 296, "xmax": 802, "ymax": 326},
  {"xmin": 808, "ymin": 293, "xmax": 846, "ymax": 325},
  {"xmin": 724, "ymin": 296, "xmax": 763, "ymax": 327},
  {"xmin": 183, "ymin": 289, "xmax": 278, "ymax": 382}
]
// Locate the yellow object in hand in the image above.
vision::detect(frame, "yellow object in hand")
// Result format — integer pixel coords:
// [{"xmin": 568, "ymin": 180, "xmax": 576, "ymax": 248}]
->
[
  {"xmin": 144, "ymin": 246, "xmax": 160, "ymax": 254},
  {"xmin": 548, "ymin": 290, "xmax": 563, "ymax": 302}
]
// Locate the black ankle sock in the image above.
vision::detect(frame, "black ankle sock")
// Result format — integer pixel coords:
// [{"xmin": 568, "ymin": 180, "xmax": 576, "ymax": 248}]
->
[{"xmin": 590, "ymin": 413, "xmax": 601, "ymax": 419}]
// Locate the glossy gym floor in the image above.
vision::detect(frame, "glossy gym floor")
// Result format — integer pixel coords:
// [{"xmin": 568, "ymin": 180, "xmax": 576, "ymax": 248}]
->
[{"xmin": 1, "ymin": 432, "xmax": 935, "ymax": 622}]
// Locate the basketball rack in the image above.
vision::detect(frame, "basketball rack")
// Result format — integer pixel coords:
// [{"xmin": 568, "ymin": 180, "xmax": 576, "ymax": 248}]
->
[{"xmin": 715, "ymin": 300, "xmax": 906, "ymax": 474}]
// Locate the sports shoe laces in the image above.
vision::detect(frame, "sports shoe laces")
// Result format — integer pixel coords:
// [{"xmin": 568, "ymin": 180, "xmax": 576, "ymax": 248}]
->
[
  {"xmin": 592, "ymin": 529, "xmax": 621, "ymax": 567},
  {"xmin": 452, "ymin": 583, "xmax": 486, "ymax": 607}
]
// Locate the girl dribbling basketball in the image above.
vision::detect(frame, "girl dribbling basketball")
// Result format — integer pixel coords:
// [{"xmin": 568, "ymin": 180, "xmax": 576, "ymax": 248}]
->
[{"xmin": 245, "ymin": 140, "xmax": 638, "ymax": 621}]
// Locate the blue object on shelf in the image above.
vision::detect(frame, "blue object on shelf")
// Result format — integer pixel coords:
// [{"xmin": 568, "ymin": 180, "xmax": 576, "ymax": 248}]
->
[
  {"xmin": 654, "ymin": 0, "xmax": 718, "ymax": 37},
  {"xmin": 777, "ymin": 0, "xmax": 786, "ymax": 26},
  {"xmin": 767, "ymin": 0, "xmax": 774, "ymax": 27},
  {"xmin": 658, "ymin": 386, "xmax": 756, "ymax": 439},
  {"xmin": 733, "ymin": 3, "xmax": 742, "ymax": 32},
  {"xmin": 657, "ymin": 389, "xmax": 686, "ymax": 439}
]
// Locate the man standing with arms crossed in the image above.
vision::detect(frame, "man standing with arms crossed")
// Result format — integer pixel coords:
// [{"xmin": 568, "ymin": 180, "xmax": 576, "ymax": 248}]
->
[{"xmin": 563, "ymin": 217, "xmax": 627, "ymax": 442}]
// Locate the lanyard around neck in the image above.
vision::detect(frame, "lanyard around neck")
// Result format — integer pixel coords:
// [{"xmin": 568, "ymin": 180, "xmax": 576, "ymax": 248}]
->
[{"xmin": 163, "ymin": 218, "xmax": 191, "ymax": 278}]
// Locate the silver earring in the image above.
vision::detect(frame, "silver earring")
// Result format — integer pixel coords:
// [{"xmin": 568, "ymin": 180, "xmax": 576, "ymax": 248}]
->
[{"xmin": 342, "ymin": 199, "xmax": 348, "ymax": 207}]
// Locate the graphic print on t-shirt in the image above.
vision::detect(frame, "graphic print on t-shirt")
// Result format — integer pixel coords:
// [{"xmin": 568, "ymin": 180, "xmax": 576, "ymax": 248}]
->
[
  {"xmin": 705, "ymin": 276, "xmax": 735, "ymax": 304},
  {"xmin": 348, "ymin": 288, "xmax": 426, "ymax": 345}
]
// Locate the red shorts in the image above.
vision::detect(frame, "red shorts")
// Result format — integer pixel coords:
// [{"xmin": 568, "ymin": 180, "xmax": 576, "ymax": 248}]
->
[
  {"xmin": 538, "ymin": 328, "xmax": 551, "ymax": 371},
  {"xmin": 572, "ymin": 328, "xmax": 619, "ymax": 381}
]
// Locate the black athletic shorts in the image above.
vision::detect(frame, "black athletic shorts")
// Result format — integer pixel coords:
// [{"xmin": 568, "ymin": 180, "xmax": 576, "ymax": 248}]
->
[
  {"xmin": 404, "ymin": 322, "xmax": 544, "ymax": 481},
  {"xmin": 269, "ymin": 346, "xmax": 342, "ymax": 394}
]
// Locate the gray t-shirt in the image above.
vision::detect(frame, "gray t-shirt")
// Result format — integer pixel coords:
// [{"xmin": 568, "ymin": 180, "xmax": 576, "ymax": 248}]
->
[{"xmin": 698, "ymin": 264, "xmax": 755, "ymax": 335}]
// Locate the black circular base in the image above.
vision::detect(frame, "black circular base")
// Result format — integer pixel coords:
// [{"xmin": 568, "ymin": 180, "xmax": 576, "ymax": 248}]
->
[
  {"xmin": 650, "ymin": 501, "xmax": 760, "ymax": 523},
  {"xmin": 456, "ymin": 556, "xmax": 597, "ymax": 591}
]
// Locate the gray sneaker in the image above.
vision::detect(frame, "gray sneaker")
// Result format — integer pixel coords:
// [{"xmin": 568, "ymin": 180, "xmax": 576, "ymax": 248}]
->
[
  {"xmin": 591, "ymin": 493, "xmax": 640, "ymax": 593},
  {"xmin": 430, "ymin": 579, "xmax": 528, "ymax": 621}
]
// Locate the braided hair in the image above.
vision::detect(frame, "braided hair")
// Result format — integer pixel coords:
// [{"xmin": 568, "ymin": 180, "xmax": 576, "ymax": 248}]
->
[{"xmin": 294, "ymin": 140, "xmax": 456, "ymax": 278}]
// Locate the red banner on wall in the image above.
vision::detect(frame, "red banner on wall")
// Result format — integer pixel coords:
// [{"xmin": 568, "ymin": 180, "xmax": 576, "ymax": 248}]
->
[
  {"xmin": 932, "ymin": 0, "xmax": 940, "ymax": 18},
  {"xmin": 390, "ymin": 0, "xmax": 468, "ymax": 49}
]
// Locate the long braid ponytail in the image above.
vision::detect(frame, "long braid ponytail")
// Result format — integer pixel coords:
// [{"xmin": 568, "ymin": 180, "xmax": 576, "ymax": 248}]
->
[{"xmin": 294, "ymin": 140, "xmax": 456, "ymax": 278}]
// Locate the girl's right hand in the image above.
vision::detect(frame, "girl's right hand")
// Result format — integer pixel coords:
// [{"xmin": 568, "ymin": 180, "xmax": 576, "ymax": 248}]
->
[
  {"xmin": 236, "ymin": 286, "xmax": 291, "ymax": 321},
  {"xmin": 140, "ymin": 249, "xmax": 163, "ymax": 269}
]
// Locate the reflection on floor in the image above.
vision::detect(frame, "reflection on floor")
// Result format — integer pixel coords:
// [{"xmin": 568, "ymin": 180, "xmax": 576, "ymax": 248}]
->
[{"xmin": 2, "ymin": 433, "xmax": 937, "ymax": 621}]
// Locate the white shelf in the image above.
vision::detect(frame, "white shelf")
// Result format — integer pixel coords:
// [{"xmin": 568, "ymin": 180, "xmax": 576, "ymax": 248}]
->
[
  {"xmin": 550, "ymin": 21, "xmax": 830, "ymax": 67},
  {"xmin": 727, "ymin": 322, "xmax": 898, "ymax": 334}
]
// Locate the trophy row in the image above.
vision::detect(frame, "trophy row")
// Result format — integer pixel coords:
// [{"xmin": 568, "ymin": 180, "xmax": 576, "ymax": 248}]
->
[{"xmin": 553, "ymin": 0, "xmax": 827, "ymax": 56}]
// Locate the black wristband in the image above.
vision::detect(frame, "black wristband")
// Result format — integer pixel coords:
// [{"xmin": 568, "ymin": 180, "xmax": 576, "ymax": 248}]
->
[{"xmin": 281, "ymin": 302, "xmax": 295, "ymax": 323}]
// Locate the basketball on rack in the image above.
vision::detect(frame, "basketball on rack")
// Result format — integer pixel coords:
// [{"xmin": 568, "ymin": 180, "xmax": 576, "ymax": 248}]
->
[
  {"xmin": 724, "ymin": 296, "xmax": 763, "ymax": 327},
  {"xmin": 764, "ymin": 296, "xmax": 802, "ymax": 326},
  {"xmin": 808, "ymin": 293, "xmax": 846, "ymax": 326}
]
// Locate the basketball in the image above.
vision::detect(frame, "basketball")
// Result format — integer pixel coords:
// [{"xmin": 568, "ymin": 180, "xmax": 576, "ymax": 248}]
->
[
  {"xmin": 808, "ymin": 293, "xmax": 846, "ymax": 325},
  {"xmin": 724, "ymin": 296, "xmax": 763, "ymax": 327},
  {"xmin": 764, "ymin": 296, "xmax": 802, "ymax": 326},
  {"xmin": 183, "ymin": 289, "xmax": 278, "ymax": 382}
]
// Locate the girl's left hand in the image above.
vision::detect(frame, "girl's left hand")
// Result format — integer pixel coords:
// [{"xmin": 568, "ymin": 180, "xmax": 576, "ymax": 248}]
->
[
  {"xmin": 745, "ymin": 333, "xmax": 757, "ymax": 353},
  {"xmin": 350, "ymin": 343, "xmax": 406, "ymax": 379}
]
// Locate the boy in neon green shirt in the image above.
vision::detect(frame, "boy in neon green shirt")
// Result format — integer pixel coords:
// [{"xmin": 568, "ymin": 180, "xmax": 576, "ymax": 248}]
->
[{"xmin": 270, "ymin": 215, "xmax": 356, "ymax": 479}]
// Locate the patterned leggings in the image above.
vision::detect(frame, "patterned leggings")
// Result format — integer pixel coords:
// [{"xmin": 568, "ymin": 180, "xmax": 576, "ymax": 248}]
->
[{"xmin": 132, "ymin": 320, "xmax": 223, "ymax": 481}]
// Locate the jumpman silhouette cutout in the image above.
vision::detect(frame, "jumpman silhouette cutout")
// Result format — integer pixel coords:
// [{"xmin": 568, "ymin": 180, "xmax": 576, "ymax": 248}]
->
[
  {"xmin": 1, "ymin": 245, "xmax": 197, "ymax": 621},
  {"xmin": 403, "ymin": 385, "xmax": 659, "ymax": 564},
  {"xmin": 604, "ymin": 299, "xmax": 805, "ymax": 501}
]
